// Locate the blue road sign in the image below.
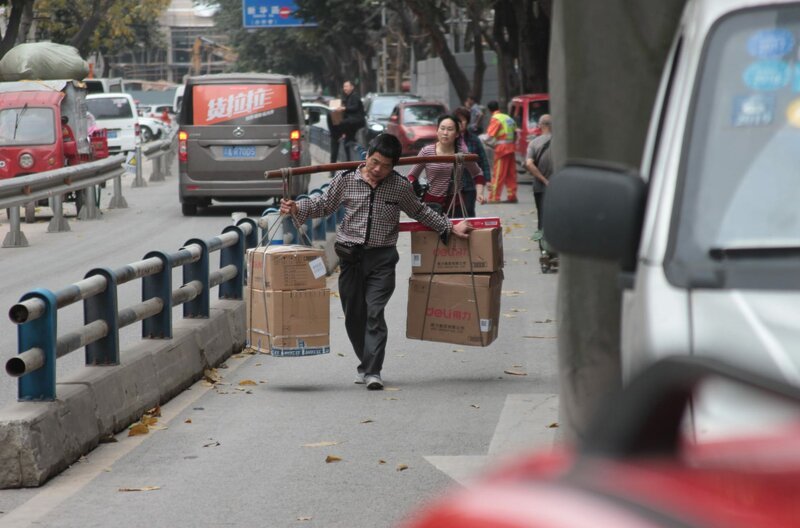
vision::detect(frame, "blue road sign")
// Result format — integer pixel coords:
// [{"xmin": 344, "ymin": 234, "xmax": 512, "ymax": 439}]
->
[{"xmin": 242, "ymin": 0, "xmax": 317, "ymax": 28}]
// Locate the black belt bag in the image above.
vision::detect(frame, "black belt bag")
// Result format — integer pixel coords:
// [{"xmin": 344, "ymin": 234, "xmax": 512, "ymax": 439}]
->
[{"xmin": 335, "ymin": 242, "xmax": 364, "ymax": 263}]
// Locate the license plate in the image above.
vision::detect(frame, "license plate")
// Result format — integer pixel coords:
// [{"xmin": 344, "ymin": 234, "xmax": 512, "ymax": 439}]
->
[
  {"xmin": 107, "ymin": 130, "xmax": 118, "ymax": 138},
  {"xmin": 223, "ymin": 146, "xmax": 256, "ymax": 158}
]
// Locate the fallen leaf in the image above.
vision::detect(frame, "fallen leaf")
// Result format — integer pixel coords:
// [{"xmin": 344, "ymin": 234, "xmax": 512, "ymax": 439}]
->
[
  {"xmin": 547, "ymin": 422, "xmax": 560, "ymax": 429},
  {"xmin": 504, "ymin": 369, "xmax": 528, "ymax": 376},
  {"xmin": 522, "ymin": 335, "xmax": 556, "ymax": 339},
  {"xmin": 396, "ymin": 464, "xmax": 409, "ymax": 472},
  {"xmin": 471, "ymin": 404, "xmax": 480, "ymax": 409},
  {"xmin": 303, "ymin": 441, "xmax": 339, "ymax": 448},
  {"xmin": 232, "ymin": 354, "xmax": 246, "ymax": 359},
  {"xmin": 259, "ymin": 380, "xmax": 268, "ymax": 384},
  {"xmin": 502, "ymin": 313, "xmax": 517, "ymax": 318},
  {"xmin": 325, "ymin": 455, "xmax": 342, "ymax": 463},
  {"xmin": 513, "ymin": 364, "xmax": 523, "ymax": 368},
  {"xmin": 203, "ymin": 440, "xmax": 220, "ymax": 448},
  {"xmin": 184, "ymin": 419, "xmax": 192, "ymax": 424},
  {"xmin": 360, "ymin": 419, "xmax": 374, "ymax": 424},
  {"xmin": 128, "ymin": 423, "xmax": 150, "ymax": 436},
  {"xmin": 378, "ymin": 459, "xmax": 387, "ymax": 465},
  {"xmin": 452, "ymin": 348, "xmax": 464, "ymax": 353},
  {"xmin": 141, "ymin": 415, "xmax": 158, "ymax": 427},
  {"xmin": 297, "ymin": 516, "xmax": 313, "ymax": 521},
  {"xmin": 118, "ymin": 486, "xmax": 160, "ymax": 492},
  {"xmin": 534, "ymin": 319, "xmax": 554, "ymax": 323},
  {"xmin": 99, "ymin": 434, "xmax": 118, "ymax": 444},
  {"xmin": 510, "ymin": 308, "xmax": 527, "ymax": 313},
  {"xmin": 502, "ymin": 290, "xmax": 524, "ymax": 297},
  {"xmin": 255, "ymin": 363, "xmax": 263, "ymax": 366},
  {"xmin": 203, "ymin": 369, "xmax": 221, "ymax": 384},
  {"xmin": 384, "ymin": 387, "xmax": 401, "ymax": 391},
  {"xmin": 239, "ymin": 379, "xmax": 257, "ymax": 386},
  {"xmin": 146, "ymin": 405, "xmax": 161, "ymax": 417},
  {"xmin": 337, "ymin": 353, "xmax": 345, "ymax": 357}
]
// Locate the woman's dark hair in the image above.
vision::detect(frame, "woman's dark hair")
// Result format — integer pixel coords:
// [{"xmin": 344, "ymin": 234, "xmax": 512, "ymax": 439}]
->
[
  {"xmin": 437, "ymin": 113, "xmax": 462, "ymax": 152},
  {"xmin": 453, "ymin": 106, "xmax": 470, "ymax": 124},
  {"xmin": 368, "ymin": 133, "xmax": 402, "ymax": 165}
]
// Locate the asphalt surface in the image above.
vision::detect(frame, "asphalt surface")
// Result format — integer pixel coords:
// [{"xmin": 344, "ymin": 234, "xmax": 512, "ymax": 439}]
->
[{"xmin": 0, "ymin": 150, "xmax": 559, "ymax": 527}]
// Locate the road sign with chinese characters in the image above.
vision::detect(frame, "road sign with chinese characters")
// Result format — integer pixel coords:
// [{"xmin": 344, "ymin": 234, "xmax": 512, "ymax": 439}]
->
[{"xmin": 242, "ymin": 0, "xmax": 317, "ymax": 28}]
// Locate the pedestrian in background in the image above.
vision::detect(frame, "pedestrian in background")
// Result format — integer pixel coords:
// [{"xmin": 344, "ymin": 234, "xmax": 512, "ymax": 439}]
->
[
  {"xmin": 454, "ymin": 106, "xmax": 491, "ymax": 217},
  {"xmin": 406, "ymin": 113, "xmax": 486, "ymax": 217},
  {"xmin": 482, "ymin": 100, "xmax": 518, "ymax": 203},
  {"xmin": 464, "ymin": 94, "xmax": 485, "ymax": 134},
  {"xmin": 280, "ymin": 134, "xmax": 472, "ymax": 390},
  {"xmin": 339, "ymin": 80, "xmax": 366, "ymax": 161},
  {"xmin": 525, "ymin": 114, "xmax": 552, "ymax": 230}
]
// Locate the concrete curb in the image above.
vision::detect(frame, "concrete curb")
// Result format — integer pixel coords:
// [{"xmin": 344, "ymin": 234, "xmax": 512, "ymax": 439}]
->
[{"xmin": 0, "ymin": 299, "xmax": 245, "ymax": 489}]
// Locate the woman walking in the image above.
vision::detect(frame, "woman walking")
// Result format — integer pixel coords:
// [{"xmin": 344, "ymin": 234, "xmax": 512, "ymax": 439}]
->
[{"xmin": 406, "ymin": 114, "xmax": 486, "ymax": 218}]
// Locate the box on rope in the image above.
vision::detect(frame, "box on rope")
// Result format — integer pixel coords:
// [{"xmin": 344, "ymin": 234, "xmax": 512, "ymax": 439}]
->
[
  {"xmin": 246, "ymin": 245, "xmax": 327, "ymax": 290},
  {"xmin": 410, "ymin": 227, "xmax": 503, "ymax": 274},
  {"xmin": 406, "ymin": 271, "xmax": 503, "ymax": 347},
  {"xmin": 248, "ymin": 288, "xmax": 331, "ymax": 356}
]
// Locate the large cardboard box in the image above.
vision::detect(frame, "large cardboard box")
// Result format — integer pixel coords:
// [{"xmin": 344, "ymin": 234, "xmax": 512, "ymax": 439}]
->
[
  {"xmin": 247, "ymin": 245, "xmax": 327, "ymax": 291},
  {"xmin": 248, "ymin": 288, "xmax": 330, "ymax": 357},
  {"xmin": 410, "ymin": 227, "xmax": 503, "ymax": 274},
  {"xmin": 406, "ymin": 271, "xmax": 502, "ymax": 346}
]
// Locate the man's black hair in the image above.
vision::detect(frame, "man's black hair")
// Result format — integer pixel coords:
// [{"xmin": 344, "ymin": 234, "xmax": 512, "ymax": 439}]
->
[
  {"xmin": 487, "ymin": 100, "xmax": 499, "ymax": 112},
  {"xmin": 368, "ymin": 133, "xmax": 402, "ymax": 165}
]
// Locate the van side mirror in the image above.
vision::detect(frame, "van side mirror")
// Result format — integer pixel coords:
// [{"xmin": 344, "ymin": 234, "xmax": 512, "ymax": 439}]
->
[{"xmin": 543, "ymin": 162, "xmax": 646, "ymax": 272}]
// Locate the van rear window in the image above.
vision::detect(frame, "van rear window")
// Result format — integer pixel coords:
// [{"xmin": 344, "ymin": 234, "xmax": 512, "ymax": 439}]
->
[
  {"xmin": 191, "ymin": 84, "xmax": 289, "ymax": 125},
  {"xmin": 86, "ymin": 98, "xmax": 133, "ymax": 119}
]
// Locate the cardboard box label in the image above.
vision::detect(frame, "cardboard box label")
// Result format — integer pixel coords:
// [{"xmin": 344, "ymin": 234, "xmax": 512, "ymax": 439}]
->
[
  {"xmin": 411, "ymin": 227, "xmax": 503, "ymax": 274},
  {"xmin": 309, "ymin": 257, "xmax": 327, "ymax": 279}
]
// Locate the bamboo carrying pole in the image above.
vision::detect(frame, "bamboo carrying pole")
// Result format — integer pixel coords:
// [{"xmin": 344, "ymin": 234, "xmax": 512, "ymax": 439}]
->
[{"xmin": 264, "ymin": 154, "xmax": 478, "ymax": 179}]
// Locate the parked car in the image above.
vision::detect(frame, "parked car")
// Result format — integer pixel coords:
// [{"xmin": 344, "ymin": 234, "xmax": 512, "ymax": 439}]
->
[
  {"xmin": 544, "ymin": 0, "xmax": 800, "ymax": 438},
  {"xmin": 400, "ymin": 357, "xmax": 800, "ymax": 528},
  {"xmin": 137, "ymin": 115, "xmax": 169, "ymax": 142},
  {"xmin": 509, "ymin": 93, "xmax": 549, "ymax": 180},
  {"xmin": 86, "ymin": 93, "xmax": 139, "ymax": 154},
  {"xmin": 176, "ymin": 73, "xmax": 310, "ymax": 216},
  {"xmin": 358, "ymin": 92, "xmax": 421, "ymax": 147},
  {"xmin": 384, "ymin": 100, "xmax": 447, "ymax": 157}
]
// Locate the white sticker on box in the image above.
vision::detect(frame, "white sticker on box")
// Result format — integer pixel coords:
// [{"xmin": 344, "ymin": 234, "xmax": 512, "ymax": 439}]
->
[
  {"xmin": 480, "ymin": 318, "xmax": 491, "ymax": 332},
  {"xmin": 412, "ymin": 253, "xmax": 421, "ymax": 267},
  {"xmin": 309, "ymin": 257, "xmax": 327, "ymax": 279}
]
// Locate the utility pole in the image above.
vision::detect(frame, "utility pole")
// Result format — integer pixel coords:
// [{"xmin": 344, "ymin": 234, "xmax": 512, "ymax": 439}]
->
[{"xmin": 381, "ymin": 4, "xmax": 388, "ymax": 92}]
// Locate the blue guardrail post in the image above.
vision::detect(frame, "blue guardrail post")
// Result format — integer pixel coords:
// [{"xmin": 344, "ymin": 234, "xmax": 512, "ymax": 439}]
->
[
  {"xmin": 183, "ymin": 238, "xmax": 210, "ymax": 318},
  {"xmin": 142, "ymin": 250, "xmax": 174, "ymax": 338},
  {"xmin": 84, "ymin": 268, "xmax": 120, "ymax": 365},
  {"xmin": 219, "ymin": 225, "xmax": 245, "ymax": 300},
  {"xmin": 17, "ymin": 288, "xmax": 58, "ymax": 401}
]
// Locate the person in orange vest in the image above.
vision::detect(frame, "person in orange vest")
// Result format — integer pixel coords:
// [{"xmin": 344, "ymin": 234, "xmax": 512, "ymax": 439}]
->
[{"xmin": 482, "ymin": 100, "xmax": 518, "ymax": 203}]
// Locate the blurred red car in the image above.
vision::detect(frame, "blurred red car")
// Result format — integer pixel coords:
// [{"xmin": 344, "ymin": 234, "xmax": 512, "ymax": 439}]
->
[
  {"xmin": 385, "ymin": 100, "xmax": 447, "ymax": 156},
  {"xmin": 509, "ymin": 93, "xmax": 549, "ymax": 173},
  {"xmin": 400, "ymin": 357, "xmax": 800, "ymax": 528}
]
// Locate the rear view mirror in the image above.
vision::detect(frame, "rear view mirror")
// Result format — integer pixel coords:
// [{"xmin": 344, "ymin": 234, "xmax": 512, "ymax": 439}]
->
[{"xmin": 543, "ymin": 162, "xmax": 646, "ymax": 271}]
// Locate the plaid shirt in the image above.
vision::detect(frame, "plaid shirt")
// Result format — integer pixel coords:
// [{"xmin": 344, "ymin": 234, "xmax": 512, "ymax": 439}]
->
[
  {"xmin": 406, "ymin": 142, "xmax": 485, "ymax": 197},
  {"xmin": 294, "ymin": 165, "xmax": 452, "ymax": 248}
]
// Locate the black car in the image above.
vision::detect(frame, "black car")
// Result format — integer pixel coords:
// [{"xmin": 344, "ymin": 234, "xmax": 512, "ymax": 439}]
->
[{"xmin": 358, "ymin": 92, "xmax": 420, "ymax": 147}]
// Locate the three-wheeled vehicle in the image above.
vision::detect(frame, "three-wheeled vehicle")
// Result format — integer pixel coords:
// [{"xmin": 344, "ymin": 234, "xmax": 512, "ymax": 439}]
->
[{"xmin": 0, "ymin": 79, "xmax": 108, "ymax": 220}]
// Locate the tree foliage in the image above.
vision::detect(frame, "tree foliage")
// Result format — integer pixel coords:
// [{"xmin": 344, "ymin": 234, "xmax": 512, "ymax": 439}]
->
[{"xmin": 34, "ymin": 0, "xmax": 169, "ymax": 60}]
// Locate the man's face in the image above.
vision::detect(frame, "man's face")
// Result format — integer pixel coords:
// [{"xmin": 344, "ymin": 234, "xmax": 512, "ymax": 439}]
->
[
  {"xmin": 363, "ymin": 152, "xmax": 393, "ymax": 183},
  {"xmin": 343, "ymin": 82, "xmax": 354, "ymax": 95}
]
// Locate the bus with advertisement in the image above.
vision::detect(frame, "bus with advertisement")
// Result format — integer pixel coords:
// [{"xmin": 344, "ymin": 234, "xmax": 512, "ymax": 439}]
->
[{"xmin": 176, "ymin": 73, "xmax": 310, "ymax": 216}]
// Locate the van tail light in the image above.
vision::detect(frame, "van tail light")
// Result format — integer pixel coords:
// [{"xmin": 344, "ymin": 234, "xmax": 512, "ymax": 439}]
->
[
  {"xmin": 290, "ymin": 130, "xmax": 301, "ymax": 162},
  {"xmin": 178, "ymin": 130, "xmax": 188, "ymax": 162}
]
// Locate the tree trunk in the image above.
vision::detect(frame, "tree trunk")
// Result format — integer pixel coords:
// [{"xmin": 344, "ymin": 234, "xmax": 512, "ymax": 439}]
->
[
  {"xmin": 467, "ymin": 1, "xmax": 486, "ymax": 102},
  {"xmin": 549, "ymin": 0, "xmax": 687, "ymax": 442},
  {"xmin": 0, "ymin": 0, "xmax": 27, "ymax": 60},
  {"xmin": 69, "ymin": 0, "xmax": 109, "ymax": 58},
  {"xmin": 15, "ymin": 0, "xmax": 35, "ymax": 45}
]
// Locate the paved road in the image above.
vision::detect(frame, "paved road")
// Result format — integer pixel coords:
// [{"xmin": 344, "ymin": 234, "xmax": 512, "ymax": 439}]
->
[{"xmin": 0, "ymin": 151, "xmax": 559, "ymax": 527}]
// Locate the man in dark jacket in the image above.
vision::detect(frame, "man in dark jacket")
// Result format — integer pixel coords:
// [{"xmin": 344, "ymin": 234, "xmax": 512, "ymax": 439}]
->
[{"xmin": 339, "ymin": 80, "xmax": 366, "ymax": 161}]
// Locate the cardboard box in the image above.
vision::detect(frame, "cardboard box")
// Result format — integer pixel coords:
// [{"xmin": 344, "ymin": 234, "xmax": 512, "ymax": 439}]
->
[
  {"xmin": 329, "ymin": 98, "xmax": 343, "ymax": 126},
  {"xmin": 248, "ymin": 287, "xmax": 330, "ymax": 357},
  {"xmin": 411, "ymin": 227, "xmax": 503, "ymax": 274},
  {"xmin": 406, "ymin": 272, "xmax": 502, "ymax": 347},
  {"xmin": 399, "ymin": 216, "xmax": 501, "ymax": 232},
  {"xmin": 247, "ymin": 245, "xmax": 327, "ymax": 291}
]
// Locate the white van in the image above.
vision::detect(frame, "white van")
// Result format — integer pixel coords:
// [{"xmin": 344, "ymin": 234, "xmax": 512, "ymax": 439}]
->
[
  {"xmin": 545, "ymin": 0, "xmax": 800, "ymax": 437},
  {"xmin": 86, "ymin": 93, "xmax": 139, "ymax": 154},
  {"xmin": 84, "ymin": 77, "xmax": 123, "ymax": 94}
]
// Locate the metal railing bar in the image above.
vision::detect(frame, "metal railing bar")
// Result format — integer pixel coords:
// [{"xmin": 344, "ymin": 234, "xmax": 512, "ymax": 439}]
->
[
  {"xmin": 9, "ymin": 275, "xmax": 108, "ymax": 324},
  {"xmin": 112, "ymin": 257, "xmax": 164, "ymax": 285}
]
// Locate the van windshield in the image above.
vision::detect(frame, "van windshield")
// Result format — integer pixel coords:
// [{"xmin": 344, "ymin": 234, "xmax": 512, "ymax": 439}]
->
[
  {"xmin": 671, "ymin": 5, "xmax": 800, "ymax": 282},
  {"xmin": 86, "ymin": 98, "xmax": 134, "ymax": 119},
  {"xmin": 0, "ymin": 107, "xmax": 56, "ymax": 146}
]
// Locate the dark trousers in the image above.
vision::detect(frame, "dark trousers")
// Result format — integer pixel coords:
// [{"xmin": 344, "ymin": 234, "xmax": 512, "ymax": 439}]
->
[
  {"xmin": 534, "ymin": 191, "xmax": 545, "ymax": 230},
  {"xmin": 338, "ymin": 246, "xmax": 399, "ymax": 376}
]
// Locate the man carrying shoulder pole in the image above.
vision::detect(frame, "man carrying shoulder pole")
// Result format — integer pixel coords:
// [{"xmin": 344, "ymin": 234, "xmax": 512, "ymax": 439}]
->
[{"xmin": 280, "ymin": 134, "xmax": 472, "ymax": 390}]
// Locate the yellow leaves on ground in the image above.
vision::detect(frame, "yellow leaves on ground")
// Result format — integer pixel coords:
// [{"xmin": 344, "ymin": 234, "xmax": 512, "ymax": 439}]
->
[
  {"xmin": 302, "ymin": 441, "xmax": 339, "ymax": 448},
  {"xmin": 504, "ymin": 369, "xmax": 528, "ymax": 376},
  {"xmin": 502, "ymin": 290, "xmax": 524, "ymax": 297},
  {"xmin": 396, "ymin": 464, "xmax": 409, "ymax": 472},
  {"xmin": 238, "ymin": 379, "xmax": 257, "ymax": 386},
  {"xmin": 118, "ymin": 486, "xmax": 160, "ymax": 492},
  {"xmin": 548, "ymin": 422, "xmax": 560, "ymax": 429},
  {"xmin": 297, "ymin": 516, "xmax": 313, "ymax": 522},
  {"xmin": 325, "ymin": 455, "xmax": 342, "ymax": 463},
  {"xmin": 203, "ymin": 368, "xmax": 222, "ymax": 384},
  {"xmin": 128, "ymin": 407, "xmax": 162, "ymax": 436}
]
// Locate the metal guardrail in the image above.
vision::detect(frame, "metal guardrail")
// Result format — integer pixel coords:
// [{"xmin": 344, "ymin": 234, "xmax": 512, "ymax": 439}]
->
[
  {"xmin": 5, "ymin": 218, "xmax": 259, "ymax": 401},
  {"xmin": 1, "ymin": 128, "xmax": 178, "ymax": 249}
]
